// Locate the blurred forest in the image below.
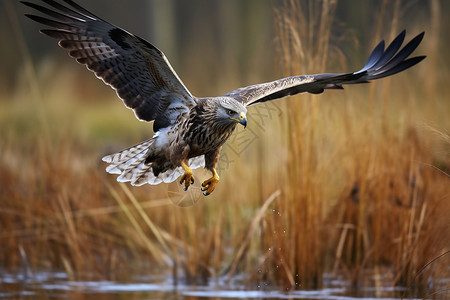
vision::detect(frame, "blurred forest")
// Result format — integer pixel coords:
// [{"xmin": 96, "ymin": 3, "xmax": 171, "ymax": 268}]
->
[
  {"xmin": 2, "ymin": 0, "xmax": 449, "ymax": 96},
  {"xmin": 1, "ymin": 0, "xmax": 449, "ymax": 296}
]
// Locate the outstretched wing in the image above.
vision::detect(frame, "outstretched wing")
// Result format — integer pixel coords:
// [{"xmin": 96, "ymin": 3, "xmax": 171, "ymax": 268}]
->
[
  {"xmin": 224, "ymin": 30, "xmax": 425, "ymax": 107},
  {"xmin": 22, "ymin": 0, "xmax": 196, "ymax": 131}
]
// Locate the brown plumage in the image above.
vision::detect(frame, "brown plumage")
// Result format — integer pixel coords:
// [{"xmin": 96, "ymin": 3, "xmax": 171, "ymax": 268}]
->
[{"xmin": 23, "ymin": 0, "xmax": 425, "ymax": 195}]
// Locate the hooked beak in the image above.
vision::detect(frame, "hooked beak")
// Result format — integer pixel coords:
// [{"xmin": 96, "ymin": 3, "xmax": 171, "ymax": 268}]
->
[
  {"xmin": 230, "ymin": 112, "xmax": 247, "ymax": 128},
  {"xmin": 239, "ymin": 117, "xmax": 247, "ymax": 128}
]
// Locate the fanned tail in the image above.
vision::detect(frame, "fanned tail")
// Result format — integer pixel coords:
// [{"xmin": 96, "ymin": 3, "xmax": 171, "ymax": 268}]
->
[
  {"xmin": 102, "ymin": 138, "xmax": 156, "ymax": 185},
  {"xmin": 102, "ymin": 139, "xmax": 205, "ymax": 186}
]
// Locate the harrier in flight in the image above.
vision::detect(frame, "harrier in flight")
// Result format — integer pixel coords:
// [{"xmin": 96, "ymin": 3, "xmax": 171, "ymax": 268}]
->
[{"xmin": 23, "ymin": 0, "xmax": 425, "ymax": 195}]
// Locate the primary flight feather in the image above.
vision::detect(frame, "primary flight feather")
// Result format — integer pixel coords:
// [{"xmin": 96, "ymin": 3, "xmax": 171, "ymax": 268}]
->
[{"xmin": 22, "ymin": 0, "xmax": 426, "ymax": 195}]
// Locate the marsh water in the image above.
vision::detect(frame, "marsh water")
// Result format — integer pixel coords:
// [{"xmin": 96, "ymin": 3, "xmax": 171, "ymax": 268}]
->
[{"xmin": 1, "ymin": 270, "xmax": 436, "ymax": 300}]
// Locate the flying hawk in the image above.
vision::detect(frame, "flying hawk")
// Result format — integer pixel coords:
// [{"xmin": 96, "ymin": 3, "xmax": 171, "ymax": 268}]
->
[{"xmin": 23, "ymin": 0, "xmax": 425, "ymax": 196}]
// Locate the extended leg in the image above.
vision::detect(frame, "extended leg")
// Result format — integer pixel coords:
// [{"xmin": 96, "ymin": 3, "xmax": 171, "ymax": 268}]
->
[
  {"xmin": 201, "ymin": 168, "xmax": 219, "ymax": 196},
  {"xmin": 179, "ymin": 160, "xmax": 195, "ymax": 191}
]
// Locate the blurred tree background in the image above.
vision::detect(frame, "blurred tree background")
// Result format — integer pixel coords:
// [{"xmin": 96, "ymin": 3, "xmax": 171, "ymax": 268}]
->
[
  {"xmin": 1, "ymin": 0, "xmax": 449, "ymax": 294},
  {"xmin": 2, "ymin": 0, "xmax": 448, "ymax": 97}
]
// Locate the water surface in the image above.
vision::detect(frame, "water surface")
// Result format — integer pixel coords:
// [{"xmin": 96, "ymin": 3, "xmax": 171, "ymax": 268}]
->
[{"xmin": 0, "ymin": 270, "xmax": 434, "ymax": 300}]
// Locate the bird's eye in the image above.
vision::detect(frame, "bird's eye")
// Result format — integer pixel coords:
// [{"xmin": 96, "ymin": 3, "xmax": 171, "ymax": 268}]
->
[{"xmin": 227, "ymin": 109, "xmax": 235, "ymax": 116}]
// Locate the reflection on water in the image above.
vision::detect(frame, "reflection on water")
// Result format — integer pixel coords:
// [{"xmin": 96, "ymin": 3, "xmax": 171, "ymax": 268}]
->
[{"xmin": 0, "ymin": 270, "xmax": 445, "ymax": 300}]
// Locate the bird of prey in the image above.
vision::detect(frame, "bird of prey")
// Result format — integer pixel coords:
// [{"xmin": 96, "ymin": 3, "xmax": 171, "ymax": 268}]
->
[{"xmin": 23, "ymin": 0, "xmax": 425, "ymax": 196}]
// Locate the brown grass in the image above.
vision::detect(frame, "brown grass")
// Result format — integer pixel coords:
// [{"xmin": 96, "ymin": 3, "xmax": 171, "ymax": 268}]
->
[
  {"xmin": 1, "ymin": 0, "xmax": 449, "ymax": 296},
  {"xmin": 263, "ymin": 0, "xmax": 450, "ymax": 293}
]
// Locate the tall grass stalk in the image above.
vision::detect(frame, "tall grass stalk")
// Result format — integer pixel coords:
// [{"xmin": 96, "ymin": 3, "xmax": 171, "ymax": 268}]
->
[
  {"xmin": 4, "ymin": 0, "xmax": 50, "ymax": 143},
  {"xmin": 1, "ymin": 0, "xmax": 448, "ymax": 295},
  {"xmin": 108, "ymin": 183, "xmax": 169, "ymax": 264},
  {"xmin": 270, "ymin": 0, "xmax": 339, "ymax": 288},
  {"xmin": 265, "ymin": 0, "xmax": 449, "ymax": 291}
]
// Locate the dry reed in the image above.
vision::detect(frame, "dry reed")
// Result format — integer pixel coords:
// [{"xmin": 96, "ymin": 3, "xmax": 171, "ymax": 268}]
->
[{"xmin": 1, "ymin": 0, "xmax": 449, "ymax": 297}]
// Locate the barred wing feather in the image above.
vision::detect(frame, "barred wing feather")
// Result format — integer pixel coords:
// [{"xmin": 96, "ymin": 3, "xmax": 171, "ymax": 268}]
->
[
  {"xmin": 225, "ymin": 30, "xmax": 425, "ymax": 107},
  {"xmin": 22, "ymin": 0, "xmax": 196, "ymax": 131}
]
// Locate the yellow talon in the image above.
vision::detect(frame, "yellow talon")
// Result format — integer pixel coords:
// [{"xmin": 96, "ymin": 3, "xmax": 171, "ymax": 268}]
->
[
  {"xmin": 201, "ymin": 169, "xmax": 220, "ymax": 196},
  {"xmin": 180, "ymin": 160, "xmax": 194, "ymax": 191}
]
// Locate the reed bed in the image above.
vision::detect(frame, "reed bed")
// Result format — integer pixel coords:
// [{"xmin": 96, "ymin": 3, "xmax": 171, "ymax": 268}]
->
[{"xmin": 1, "ymin": 0, "xmax": 449, "ymax": 296}]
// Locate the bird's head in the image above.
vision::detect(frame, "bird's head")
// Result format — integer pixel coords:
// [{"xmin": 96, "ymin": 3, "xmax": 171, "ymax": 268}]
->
[{"xmin": 215, "ymin": 97, "xmax": 247, "ymax": 128}]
